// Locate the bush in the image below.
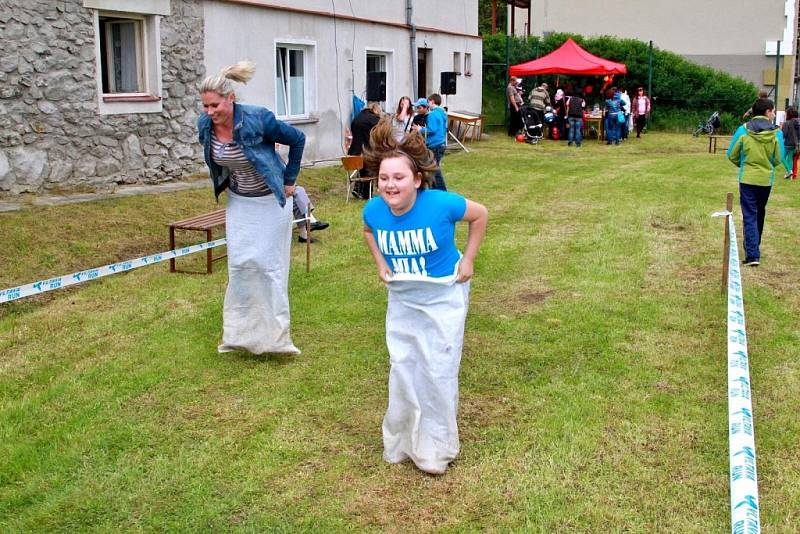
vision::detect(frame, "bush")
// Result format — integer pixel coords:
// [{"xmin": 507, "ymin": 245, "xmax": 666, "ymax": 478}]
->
[{"xmin": 483, "ymin": 33, "xmax": 758, "ymax": 132}]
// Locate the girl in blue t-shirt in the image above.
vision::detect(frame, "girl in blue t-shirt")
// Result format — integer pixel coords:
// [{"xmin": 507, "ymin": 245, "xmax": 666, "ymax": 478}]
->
[{"xmin": 361, "ymin": 118, "xmax": 488, "ymax": 475}]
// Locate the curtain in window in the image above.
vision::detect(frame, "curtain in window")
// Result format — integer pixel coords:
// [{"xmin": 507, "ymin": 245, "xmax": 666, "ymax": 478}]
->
[
  {"xmin": 276, "ymin": 48, "xmax": 288, "ymax": 116},
  {"xmin": 111, "ymin": 22, "xmax": 139, "ymax": 92},
  {"xmin": 288, "ymin": 49, "xmax": 304, "ymax": 116}
]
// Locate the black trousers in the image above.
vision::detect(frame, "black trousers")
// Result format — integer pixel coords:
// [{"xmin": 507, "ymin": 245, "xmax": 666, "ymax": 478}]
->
[
  {"xmin": 635, "ymin": 114, "xmax": 647, "ymax": 136},
  {"xmin": 508, "ymin": 106, "xmax": 522, "ymax": 136}
]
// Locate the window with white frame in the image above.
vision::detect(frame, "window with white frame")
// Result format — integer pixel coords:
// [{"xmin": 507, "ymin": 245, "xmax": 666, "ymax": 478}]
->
[
  {"xmin": 464, "ymin": 53, "xmax": 472, "ymax": 76},
  {"xmin": 276, "ymin": 45, "xmax": 308, "ymax": 118},
  {"xmin": 453, "ymin": 52, "xmax": 462, "ymax": 75},
  {"xmin": 86, "ymin": 0, "xmax": 168, "ymax": 115}
]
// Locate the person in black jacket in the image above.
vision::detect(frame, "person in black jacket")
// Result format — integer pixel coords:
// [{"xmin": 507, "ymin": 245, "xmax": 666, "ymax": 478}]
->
[
  {"xmin": 348, "ymin": 102, "xmax": 382, "ymax": 198},
  {"xmin": 565, "ymin": 91, "xmax": 586, "ymax": 147},
  {"xmin": 781, "ymin": 106, "xmax": 800, "ymax": 179}
]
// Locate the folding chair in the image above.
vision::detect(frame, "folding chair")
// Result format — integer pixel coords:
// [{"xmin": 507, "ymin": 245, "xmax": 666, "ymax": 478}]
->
[{"xmin": 342, "ymin": 155, "xmax": 375, "ymax": 202}]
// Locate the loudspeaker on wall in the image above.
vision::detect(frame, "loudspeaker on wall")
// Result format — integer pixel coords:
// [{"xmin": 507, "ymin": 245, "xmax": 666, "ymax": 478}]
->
[{"xmin": 440, "ymin": 72, "xmax": 457, "ymax": 95}]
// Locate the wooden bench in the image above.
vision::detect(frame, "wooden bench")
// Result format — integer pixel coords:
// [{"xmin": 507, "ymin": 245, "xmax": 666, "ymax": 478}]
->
[
  {"xmin": 708, "ymin": 135, "xmax": 733, "ymax": 154},
  {"xmin": 168, "ymin": 209, "xmax": 227, "ymax": 274}
]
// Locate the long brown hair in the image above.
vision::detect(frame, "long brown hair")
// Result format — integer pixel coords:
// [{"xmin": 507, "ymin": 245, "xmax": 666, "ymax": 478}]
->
[
  {"xmin": 363, "ymin": 117, "xmax": 437, "ymax": 189},
  {"xmin": 395, "ymin": 96, "xmax": 412, "ymax": 117}
]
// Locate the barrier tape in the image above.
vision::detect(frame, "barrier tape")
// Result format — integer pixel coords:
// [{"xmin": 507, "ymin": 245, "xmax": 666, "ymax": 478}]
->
[
  {"xmin": 714, "ymin": 210, "xmax": 761, "ymax": 534},
  {"xmin": 0, "ymin": 217, "xmax": 310, "ymax": 304}
]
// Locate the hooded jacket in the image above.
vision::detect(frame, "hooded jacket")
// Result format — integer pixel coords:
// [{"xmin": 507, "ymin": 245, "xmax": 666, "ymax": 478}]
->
[
  {"xmin": 528, "ymin": 86, "xmax": 551, "ymax": 111},
  {"xmin": 727, "ymin": 117, "xmax": 784, "ymax": 186}
]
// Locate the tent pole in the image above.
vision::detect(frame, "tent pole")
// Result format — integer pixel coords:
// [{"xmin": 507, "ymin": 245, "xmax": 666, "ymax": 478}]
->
[{"xmin": 505, "ymin": 34, "xmax": 510, "ymax": 129}]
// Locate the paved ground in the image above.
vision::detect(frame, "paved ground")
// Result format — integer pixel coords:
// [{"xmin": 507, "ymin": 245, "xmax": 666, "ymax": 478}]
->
[{"xmin": 0, "ymin": 180, "xmax": 211, "ymax": 213}]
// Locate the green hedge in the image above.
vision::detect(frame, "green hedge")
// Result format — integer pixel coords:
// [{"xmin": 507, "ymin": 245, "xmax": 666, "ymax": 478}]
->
[{"xmin": 483, "ymin": 33, "xmax": 758, "ymax": 134}]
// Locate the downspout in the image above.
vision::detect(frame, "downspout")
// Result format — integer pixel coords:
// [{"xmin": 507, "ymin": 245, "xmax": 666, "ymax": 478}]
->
[{"xmin": 407, "ymin": 0, "xmax": 417, "ymax": 97}]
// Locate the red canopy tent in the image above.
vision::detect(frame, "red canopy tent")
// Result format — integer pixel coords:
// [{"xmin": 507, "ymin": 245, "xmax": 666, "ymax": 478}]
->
[{"xmin": 509, "ymin": 38, "xmax": 627, "ymax": 76}]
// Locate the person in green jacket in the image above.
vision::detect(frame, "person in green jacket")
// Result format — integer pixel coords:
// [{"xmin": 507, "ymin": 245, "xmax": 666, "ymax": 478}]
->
[{"xmin": 727, "ymin": 98, "xmax": 784, "ymax": 266}]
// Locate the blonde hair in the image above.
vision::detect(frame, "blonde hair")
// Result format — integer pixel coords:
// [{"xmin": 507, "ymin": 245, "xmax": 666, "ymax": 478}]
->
[
  {"xmin": 363, "ymin": 117, "xmax": 437, "ymax": 189},
  {"xmin": 367, "ymin": 101, "xmax": 383, "ymax": 115},
  {"xmin": 200, "ymin": 60, "xmax": 256, "ymax": 97}
]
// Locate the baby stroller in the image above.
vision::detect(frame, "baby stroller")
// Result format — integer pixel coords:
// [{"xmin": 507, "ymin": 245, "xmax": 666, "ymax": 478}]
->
[
  {"xmin": 520, "ymin": 106, "xmax": 544, "ymax": 144},
  {"xmin": 692, "ymin": 111, "xmax": 721, "ymax": 137}
]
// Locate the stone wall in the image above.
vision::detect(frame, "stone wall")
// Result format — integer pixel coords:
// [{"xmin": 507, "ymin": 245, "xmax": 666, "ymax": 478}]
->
[{"xmin": 0, "ymin": 0, "xmax": 206, "ymax": 194}]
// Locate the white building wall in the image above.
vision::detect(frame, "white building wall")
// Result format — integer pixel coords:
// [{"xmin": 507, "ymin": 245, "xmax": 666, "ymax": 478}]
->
[
  {"xmin": 204, "ymin": 0, "xmax": 482, "ymax": 165},
  {"xmin": 227, "ymin": 0, "xmax": 478, "ymax": 35}
]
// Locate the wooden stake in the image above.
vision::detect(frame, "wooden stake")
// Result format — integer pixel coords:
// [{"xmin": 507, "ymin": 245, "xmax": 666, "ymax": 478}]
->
[
  {"xmin": 305, "ymin": 209, "xmax": 311, "ymax": 273},
  {"xmin": 722, "ymin": 192, "xmax": 733, "ymax": 294}
]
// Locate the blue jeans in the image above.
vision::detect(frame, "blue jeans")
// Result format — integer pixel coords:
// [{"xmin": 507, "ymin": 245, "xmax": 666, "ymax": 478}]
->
[
  {"xmin": 430, "ymin": 145, "xmax": 447, "ymax": 190},
  {"xmin": 605, "ymin": 115, "xmax": 620, "ymax": 143},
  {"xmin": 568, "ymin": 118, "xmax": 583, "ymax": 145},
  {"xmin": 739, "ymin": 183, "xmax": 771, "ymax": 260}
]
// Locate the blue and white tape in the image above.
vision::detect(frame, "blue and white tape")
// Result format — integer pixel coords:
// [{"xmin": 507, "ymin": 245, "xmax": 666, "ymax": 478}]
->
[
  {"xmin": 0, "ymin": 238, "xmax": 228, "ymax": 304},
  {"xmin": 714, "ymin": 210, "xmax": 761, "ymax": 534},
  {"xmin": 0, "ymin": 216, "xmax": 312, "ymax": 305}
]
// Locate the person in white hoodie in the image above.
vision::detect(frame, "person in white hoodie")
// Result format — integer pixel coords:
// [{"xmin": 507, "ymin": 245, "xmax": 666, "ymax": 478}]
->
[{"xmin": 619, "ymin": 87, "xmax": 632, "ymax": 140}]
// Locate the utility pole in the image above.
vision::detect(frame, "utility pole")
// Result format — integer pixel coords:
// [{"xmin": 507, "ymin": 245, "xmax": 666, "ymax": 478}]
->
[
  {"xmin": 775, "ymin": 40, "xmax": 781, "ymax": 119},
  {"xmin": 647, "ymin": 40, "xmax": 653, "ymax": 99}
]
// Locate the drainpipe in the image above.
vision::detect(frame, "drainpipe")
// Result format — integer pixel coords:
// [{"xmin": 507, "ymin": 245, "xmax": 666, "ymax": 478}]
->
[{"xmin": 407, "ymin": 0, "xmax": 417, "ymax": 97}]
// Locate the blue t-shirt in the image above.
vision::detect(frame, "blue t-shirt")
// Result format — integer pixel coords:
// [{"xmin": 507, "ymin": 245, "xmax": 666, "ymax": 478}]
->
[{"xmin": 363, "ymin": 189, "xmax": 467, "ymax": 278}]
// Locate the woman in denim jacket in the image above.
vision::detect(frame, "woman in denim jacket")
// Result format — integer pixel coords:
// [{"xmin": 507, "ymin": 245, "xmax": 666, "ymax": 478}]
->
[{"xmin": 198, "ymin": 61, "xmax": 306, "ymax": 355}]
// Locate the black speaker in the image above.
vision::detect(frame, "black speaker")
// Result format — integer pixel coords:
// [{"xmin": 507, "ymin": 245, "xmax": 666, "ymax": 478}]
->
[
  {"xmin": 366, "ymin": 71, "xmax": 386, "ymax": 101},
  {"xmin": 440, "ymin": 72, "xmax": 457, "ymax": 95}
]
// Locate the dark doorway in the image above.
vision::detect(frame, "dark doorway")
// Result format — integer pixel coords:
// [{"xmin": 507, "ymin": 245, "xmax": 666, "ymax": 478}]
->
[{"xmin": 417, "ymin": 48, "xmax": 431, "ymax": 99}]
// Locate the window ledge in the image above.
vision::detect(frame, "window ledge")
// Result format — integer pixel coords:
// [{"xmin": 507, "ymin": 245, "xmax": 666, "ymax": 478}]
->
[
  {"xmin": 102, "ymin": 94, "xmax": 162, "ymax": 103},
  {"xmin": 283, "ymin": 117, "xmax": 319, "ymax": 125}
]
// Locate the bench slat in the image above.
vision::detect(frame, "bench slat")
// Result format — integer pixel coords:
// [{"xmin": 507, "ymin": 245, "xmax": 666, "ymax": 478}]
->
[{"xmin": 170, "ymin": 209, "xmax": 226, "ymax": 230}]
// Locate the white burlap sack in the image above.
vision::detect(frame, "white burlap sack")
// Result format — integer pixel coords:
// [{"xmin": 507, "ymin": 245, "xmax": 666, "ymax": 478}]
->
[
  {"xmin": 382, "ymin": 271, "xmax": 470, "ymax": 474},
  {"xmin": 218, "ymin": 191, "xmax": 300, "ymax": 355}
]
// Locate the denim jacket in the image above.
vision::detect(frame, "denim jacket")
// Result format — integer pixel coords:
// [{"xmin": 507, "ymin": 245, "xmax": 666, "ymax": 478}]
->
[{"xmin": 197, "ymin": 103, "xmax": 305, "ymax": 207}]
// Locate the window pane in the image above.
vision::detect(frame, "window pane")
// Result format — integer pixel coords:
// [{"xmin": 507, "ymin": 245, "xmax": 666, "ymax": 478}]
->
[
  {"xmin": 367, "ymin": 54, "xmax": 386, "ymax": 73},
  {"xmin": 288, "ymin": 49, "xmax": 304, "ymax": 115},
  {"xmin": 367, "ymin": 55, "xmax": 379, "ymax": 72},
  {"xmin": 111, "ymin": 21, "xmax": 140, "ymax": 92},
  {"xmin": 275, "ymin": 48, "xmax": 287, "ymax": 116}
]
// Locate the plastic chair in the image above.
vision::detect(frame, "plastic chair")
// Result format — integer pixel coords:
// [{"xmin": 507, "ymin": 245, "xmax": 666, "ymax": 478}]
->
[{"xmin": 342, "ymin": 155, "xmax": 374, "ymax": 202}]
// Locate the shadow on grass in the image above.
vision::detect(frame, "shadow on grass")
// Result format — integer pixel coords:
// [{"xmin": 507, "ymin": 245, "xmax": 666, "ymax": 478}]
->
[{"xmin": 218, "ymin": 349, "xmax": 298, "ymax": 367}]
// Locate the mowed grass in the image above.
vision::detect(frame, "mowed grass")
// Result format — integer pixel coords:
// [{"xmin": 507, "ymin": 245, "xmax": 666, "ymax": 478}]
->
[{"xmin": 1, "ymin": 133, "xmax": 799, "ymax": 532}]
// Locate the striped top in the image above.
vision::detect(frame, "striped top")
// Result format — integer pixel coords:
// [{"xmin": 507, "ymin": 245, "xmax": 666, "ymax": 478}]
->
[{"xmin": 211, "ymin": 132, "xmax": 271, "ymax": 196}]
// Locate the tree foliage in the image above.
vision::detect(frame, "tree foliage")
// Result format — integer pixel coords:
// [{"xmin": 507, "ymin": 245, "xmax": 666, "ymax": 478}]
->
[{"xmin": 478, "ymin": 0, "xmax": 507, "ymax": 36}]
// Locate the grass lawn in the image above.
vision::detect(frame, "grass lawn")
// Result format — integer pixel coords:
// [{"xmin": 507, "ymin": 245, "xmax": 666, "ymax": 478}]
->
[{"xmin": 1, "ymin": 132, "xmax": 799, "ymax": 532}]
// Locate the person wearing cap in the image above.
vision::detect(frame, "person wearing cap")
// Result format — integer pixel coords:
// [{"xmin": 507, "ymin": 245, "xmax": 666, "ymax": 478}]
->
[
  {"xmin": 528, "ymin": 82, "xmax": 550, "ymax": 113},
  {"xmin": 412, "ymin": 94, "xmax": 448, "ymax": 190},
  {"xmin": 411, "ymin": 97, "xmax": 429, "ymax": 128}
]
